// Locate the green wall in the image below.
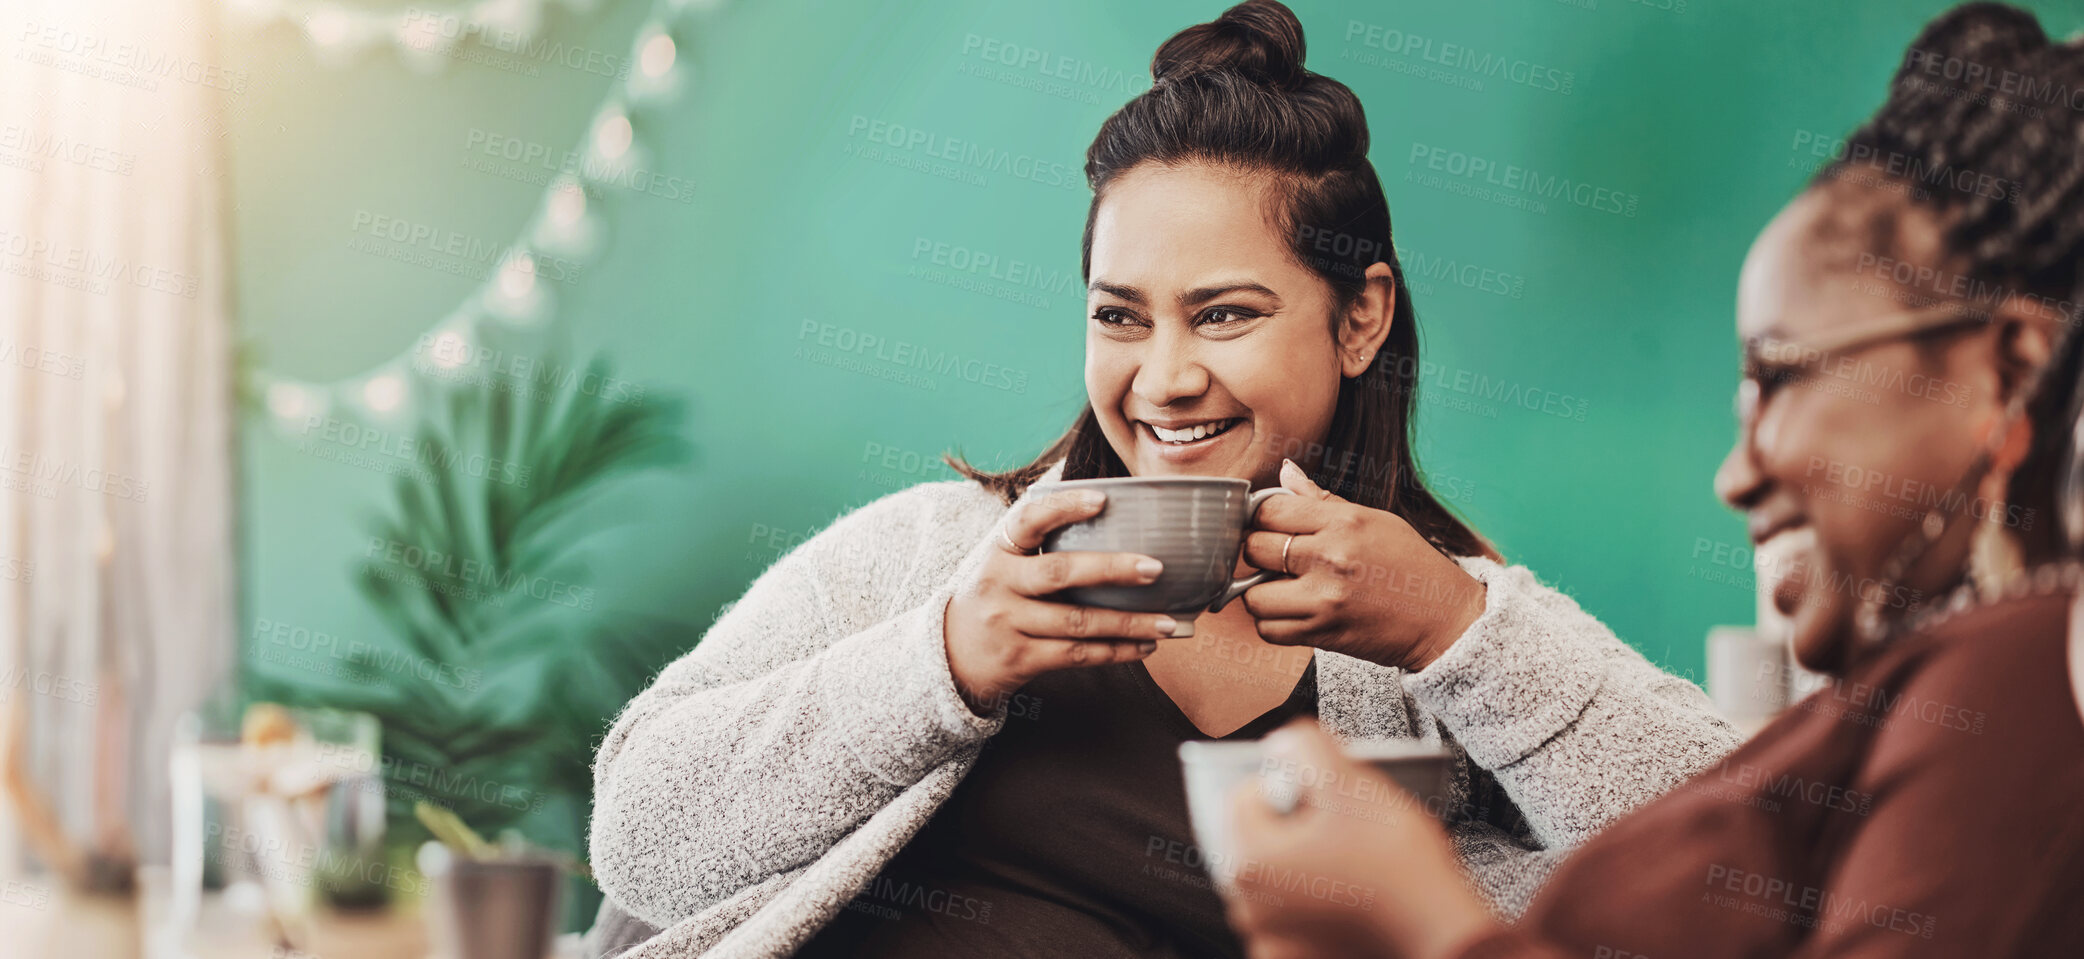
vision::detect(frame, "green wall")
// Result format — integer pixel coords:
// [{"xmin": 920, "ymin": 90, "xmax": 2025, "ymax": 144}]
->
[{"xmin": 226, "ymin": 0, "xmax": 2084, "ymax": 908}]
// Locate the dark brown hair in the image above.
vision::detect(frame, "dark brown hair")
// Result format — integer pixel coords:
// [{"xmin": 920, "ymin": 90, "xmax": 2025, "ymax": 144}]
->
[
  {"xmin": 944, "ymin": 0, "xmax": 1493, "ymax": 560},
  {"xmin": 1813, "ymin": 2, "xmax": 2084, "ymax": 565}
]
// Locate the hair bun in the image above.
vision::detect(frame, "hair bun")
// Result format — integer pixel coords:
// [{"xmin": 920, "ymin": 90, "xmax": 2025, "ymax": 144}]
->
[{"xmin": 1151, "ymin": 0, "xmax": 1308, "ymax": 91}]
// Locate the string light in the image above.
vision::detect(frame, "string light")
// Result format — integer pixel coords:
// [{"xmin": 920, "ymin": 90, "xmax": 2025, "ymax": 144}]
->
[
  {"xmin": 425, "ymin": 330, "xmax": 473, "ymax": 371},
  {"xmin": 497, "ymin": 252, "xmax": 539, "ymax": 301},
  {"xmin": 246, "ymin": 0, "xmax": 724, "ymax": 436},
  {"xmin": 265, "ymin": 382, "xmax": 322, "ymax": 428},
  {"xmin": 361, "ymin": 373, "xmax": 407, "ymax": 414},
  {"xmin": 547, "ymin": 177, "xmax": 588, "ymax": 229},
  {"xmin": 640, "ymin": 32, "xmax": 676, "ymax": 78},
  {"xmin": 592, "ymin": 110, "xmax": 634, "ymax": 162},
  {"xmin": 231, "ymin": 0, "xmax": 587, "ymax": 70}
]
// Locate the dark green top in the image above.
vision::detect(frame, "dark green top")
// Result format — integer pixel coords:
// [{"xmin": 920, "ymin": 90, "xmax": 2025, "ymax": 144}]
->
[{"xmin": 794, "ymin": 657, "xmax": 1319, "ymax": 958}]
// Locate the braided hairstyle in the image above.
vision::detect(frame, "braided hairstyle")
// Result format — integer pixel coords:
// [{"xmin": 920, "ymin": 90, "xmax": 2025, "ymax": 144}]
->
[
  {"xmin": 1813, "ymin": 2, "xmax": 2084, "ymax": 569},
  {"xmin": 947, "ymin": 0, "xmax": 1494, "ymax": 561}
]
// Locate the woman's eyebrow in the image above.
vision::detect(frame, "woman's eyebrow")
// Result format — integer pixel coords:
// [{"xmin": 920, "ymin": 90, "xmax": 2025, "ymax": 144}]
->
[
  {"xmin": 1085, "ymin": 279, "xmax": 1281, "ymax": 306},
  {"xmin": 1181, "ymin": 281, "xmax": 1279, "ymax": 306},
  {"xmin": 1088, "ymin": 280, "xmax": 1145, "ymax": 303}
]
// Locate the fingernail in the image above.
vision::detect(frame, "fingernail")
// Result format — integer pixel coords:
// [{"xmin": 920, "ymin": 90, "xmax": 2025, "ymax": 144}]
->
[
  {"xmin": 1153, "ymin": 616, "xmax": 1178, "ymax": 635},
  {"xmin": 1281, "ymin": 458, "xmax": 1301, "ymax": 479},
  {"xmin": 1136, "ymin": 557, "xmax": 1164, "ymax": 579},
  {"xmin": 1137, "ymin": 641, "xmax": 1158, "ymax": 653}
]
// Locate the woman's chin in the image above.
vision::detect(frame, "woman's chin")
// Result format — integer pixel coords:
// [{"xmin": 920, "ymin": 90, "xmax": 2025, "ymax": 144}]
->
[{"xmin": 1786, "ymin": 583, "xmax": 1855, "ymax": 675}]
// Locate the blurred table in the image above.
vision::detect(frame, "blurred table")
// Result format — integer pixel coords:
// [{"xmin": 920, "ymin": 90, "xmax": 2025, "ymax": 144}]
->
[{"xmin": 12, "ymin": 867, "xmax": 428, "ymax": 959}]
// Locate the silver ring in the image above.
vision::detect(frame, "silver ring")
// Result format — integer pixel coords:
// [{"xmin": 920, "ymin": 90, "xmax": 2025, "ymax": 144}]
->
[
  {"xmin": 998, "ymin": 525, "xmax": 1036, "ymax": 556},
  {"xmin": 1280, "ymin": 534, "xmax": 1295, "ymax": 575}
]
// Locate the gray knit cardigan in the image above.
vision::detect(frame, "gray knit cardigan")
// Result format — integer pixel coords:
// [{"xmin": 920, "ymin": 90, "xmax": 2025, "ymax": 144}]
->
[{"xmin": 584, "ymin": 459, "xmax": 1740, "ymax": 958}]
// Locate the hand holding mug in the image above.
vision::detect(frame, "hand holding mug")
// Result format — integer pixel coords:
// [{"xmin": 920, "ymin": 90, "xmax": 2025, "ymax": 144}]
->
[
  {"xmin": 1220, "ymin": 719, "xmax": 1496, "ymax": 959},
  {"xmin": 943, "ymin": 488, "xmax": 1182, "ymax": 715},
  {"xmin": 1238, "ymin": 460, "xmax": 1488, "ymax": 671}
]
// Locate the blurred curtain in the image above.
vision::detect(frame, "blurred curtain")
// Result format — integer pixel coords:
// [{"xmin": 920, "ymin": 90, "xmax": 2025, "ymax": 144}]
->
[{"xmin": 0, "ymin": 0, "xmax": 234, "ymax": 878}]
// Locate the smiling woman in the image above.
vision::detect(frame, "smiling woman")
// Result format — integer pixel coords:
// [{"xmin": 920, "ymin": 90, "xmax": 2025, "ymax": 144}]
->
[
  {"xmin": 583, "ymin": 3, "xmax": 1740, "ymax": 958},
  {"xmin": 950, "ymin": 23, "xmax": 1488, "ymax": 561}
]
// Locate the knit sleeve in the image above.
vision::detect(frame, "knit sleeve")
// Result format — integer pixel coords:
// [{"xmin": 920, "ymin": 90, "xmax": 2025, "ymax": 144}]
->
[
  {"xmin": 586, "ymin": 481, "xmax": 1003, "ymax": 930},
  {"xmin": 1402, "ymin": 556, "xmax": 1742, "ymax": 850}
]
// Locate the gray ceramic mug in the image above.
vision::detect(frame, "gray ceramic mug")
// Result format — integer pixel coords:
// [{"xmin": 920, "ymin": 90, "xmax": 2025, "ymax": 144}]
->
[{"xmin": 1032, "ymin": 476, "xmax": 1292, "ymax": 637}]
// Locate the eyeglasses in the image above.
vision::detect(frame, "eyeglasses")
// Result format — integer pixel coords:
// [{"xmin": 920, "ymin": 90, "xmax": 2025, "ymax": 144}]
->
[{"xmin": 1733, "ymin": 302, "xmax": 1992, "ymax": 447}]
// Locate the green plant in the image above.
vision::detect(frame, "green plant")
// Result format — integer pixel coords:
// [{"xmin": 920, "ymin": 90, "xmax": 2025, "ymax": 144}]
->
[{"xmin": 252, "ymin": 349, "xmax": 696, "ymax": 877}]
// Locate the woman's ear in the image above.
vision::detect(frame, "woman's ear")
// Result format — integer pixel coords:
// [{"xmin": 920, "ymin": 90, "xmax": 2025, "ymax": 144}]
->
[
  {"xmin": 1981, "ymin": 307, "xmax": 2057, "ymax": 478},
  {"xmin": 1994, "ymin": 308, "xmax": 2056, "ymax": 407},
  {"xmin": 1337, "ymin": 261, "xmax": 1398, "ymax": 378}
]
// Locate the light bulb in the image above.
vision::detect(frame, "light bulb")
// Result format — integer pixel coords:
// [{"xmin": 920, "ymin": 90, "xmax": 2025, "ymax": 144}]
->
[
  {"xmin": 362, "ymin": 373, "xmax": 406, "ymax": 413},
  {"xmin": 428, "ymin": 330, "xmax": 471, "ymax": 370},
  {"xmin": 499, "ymin": 252, "xmax": 538, "ymax": 299},
  {"xmin": 594, "ymin": 111, "xmax": 633, "ymax": 161},
  {"xmin": 640, "ymin": 33, "xmax": 677, "ymax": 79},
  {"xmin": 548, "ymin": 178, "xmax": 587, "ymax": 228},
  {"xmin": 267, "ymin": 382, "xmax": 314, "ymax": 423}
]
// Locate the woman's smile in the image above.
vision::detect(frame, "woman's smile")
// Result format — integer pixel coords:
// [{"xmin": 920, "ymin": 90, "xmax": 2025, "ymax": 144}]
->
[{"xmin": 1139, "ymin": 416, "xmax": 1248, "ymax": 466}]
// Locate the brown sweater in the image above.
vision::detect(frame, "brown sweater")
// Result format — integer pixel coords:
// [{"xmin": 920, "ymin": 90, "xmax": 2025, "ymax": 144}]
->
[{"xmin": 1454, "ymin": 588, "xmax": 2084, "ymax": 959}]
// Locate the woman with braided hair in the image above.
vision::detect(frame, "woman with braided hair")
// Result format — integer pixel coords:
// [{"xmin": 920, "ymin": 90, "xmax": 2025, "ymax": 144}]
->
[{"xmin": 1215, "ymin": 4, "xmax": 2084, "ymax": 958}]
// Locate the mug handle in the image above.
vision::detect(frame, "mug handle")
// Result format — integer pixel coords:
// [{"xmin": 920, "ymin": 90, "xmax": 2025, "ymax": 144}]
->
[{"xmin": 1207, "ymin": 486, "xmax": 1294, "ymax": 614}]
